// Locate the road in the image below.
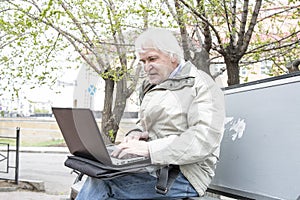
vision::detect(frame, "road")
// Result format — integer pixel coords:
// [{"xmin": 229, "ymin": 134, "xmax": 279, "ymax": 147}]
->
[{"xmin": 0, "ymin": 150, "xmax": 79, "ymax": 199}]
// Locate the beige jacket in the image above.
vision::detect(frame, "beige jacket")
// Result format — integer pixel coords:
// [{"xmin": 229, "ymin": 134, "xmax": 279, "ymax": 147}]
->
[{"xmin": 138, "ymin": 61, "xmax": 225, "ymax": 196}]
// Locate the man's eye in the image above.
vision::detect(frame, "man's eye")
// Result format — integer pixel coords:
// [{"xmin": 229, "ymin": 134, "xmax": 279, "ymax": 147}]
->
[{"xmin": 148, "ymin": 57, "xmax": 157, "ymax": 61}]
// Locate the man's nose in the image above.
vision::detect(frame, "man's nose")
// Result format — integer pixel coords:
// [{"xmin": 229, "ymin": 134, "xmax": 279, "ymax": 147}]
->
[{"xmin": 144, "ymin": 62, "xmax": 152, "ymax": 72}]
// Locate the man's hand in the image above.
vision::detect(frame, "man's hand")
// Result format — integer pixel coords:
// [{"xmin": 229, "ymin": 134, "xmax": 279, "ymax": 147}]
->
[
  {"xmin": 111, "ymin": 140, "xmax": 149, "ymax": 159},
  {"xmin": 123, "ymin": 131, "xmax": 149, "ymax": 142}
]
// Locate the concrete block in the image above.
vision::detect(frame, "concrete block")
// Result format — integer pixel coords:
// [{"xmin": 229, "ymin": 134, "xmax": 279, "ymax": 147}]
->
[{"xmin": 18, "ymin": 179, "xmax": 45, "ymax": 192}]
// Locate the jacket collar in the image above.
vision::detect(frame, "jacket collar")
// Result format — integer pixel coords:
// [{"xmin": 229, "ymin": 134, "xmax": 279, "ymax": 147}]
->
[{"xmin": 154, "ymin": 61, "xmax": 195, "ymax": 91}]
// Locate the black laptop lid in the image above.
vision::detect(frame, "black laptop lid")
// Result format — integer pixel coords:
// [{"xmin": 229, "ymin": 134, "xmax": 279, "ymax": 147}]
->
[{"xmin": 52, "ymin": 107, "xmax": 112, "ymax": 165}]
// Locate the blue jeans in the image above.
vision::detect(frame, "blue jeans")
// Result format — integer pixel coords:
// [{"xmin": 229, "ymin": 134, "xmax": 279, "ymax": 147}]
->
[{"xmin": 76, "ymin": 172, "xmax": 198, "ymax": 200}]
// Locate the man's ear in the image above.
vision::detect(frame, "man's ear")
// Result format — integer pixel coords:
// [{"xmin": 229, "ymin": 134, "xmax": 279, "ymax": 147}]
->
[{"xmin": 170, "ymin": 54, "xmax": 177, "ymax": 63}]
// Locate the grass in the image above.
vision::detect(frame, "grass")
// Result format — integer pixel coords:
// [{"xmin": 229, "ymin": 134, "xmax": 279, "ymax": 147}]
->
[{"xmin": 0, "ymin": 138, "xmax": 66, "ymax": 147}]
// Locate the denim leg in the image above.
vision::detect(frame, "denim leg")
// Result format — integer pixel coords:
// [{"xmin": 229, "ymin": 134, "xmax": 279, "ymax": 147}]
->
[
  {"xmin": 75, "ymin": 176, "xmax": 111, "ymax": 200},
  {"xmin": 76, "ymin": 172, "xmax": 198, "ymax": 200}
]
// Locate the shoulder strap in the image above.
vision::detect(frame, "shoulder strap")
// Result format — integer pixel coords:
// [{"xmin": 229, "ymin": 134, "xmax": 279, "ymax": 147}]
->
[
  {"xmin": 155, "ymin": 165, "xmax": 180, "ymax": 195},
  {"xmin": 139, "ymin": 80, "xmax": 156, "ymax": 103}
]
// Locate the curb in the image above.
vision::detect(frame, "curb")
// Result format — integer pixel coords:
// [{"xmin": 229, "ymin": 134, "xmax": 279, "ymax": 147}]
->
[
  {"xmin": 0, "ymin": 179, "xmax": 45, "ymax": 192},
  {"xmin": 0, "ymin": 147, "xmax": 69, "ymax": 154},
  {"xmin": 0, "ymin": 185, "xmax": 18, "ymax": 192},
  {"xmin": 19, "ymin": 147, "xmax": 69, "ymax": 154}
]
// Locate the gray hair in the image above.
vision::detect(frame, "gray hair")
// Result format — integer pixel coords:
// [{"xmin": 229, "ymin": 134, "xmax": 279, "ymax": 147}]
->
[{"xmin": 135, "ymin": 28, "xmax": 184, "ymax": 62}]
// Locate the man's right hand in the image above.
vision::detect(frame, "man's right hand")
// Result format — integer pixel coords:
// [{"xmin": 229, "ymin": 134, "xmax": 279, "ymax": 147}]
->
[{"xmin": 123, "ymin": 131, "xmax": 149, "ymax": 142}]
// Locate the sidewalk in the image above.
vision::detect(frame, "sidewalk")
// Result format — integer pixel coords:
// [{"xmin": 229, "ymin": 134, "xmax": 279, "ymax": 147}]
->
[{"xmin": 0, "ymin": 191, "xmax": 69, "ymax": 200}]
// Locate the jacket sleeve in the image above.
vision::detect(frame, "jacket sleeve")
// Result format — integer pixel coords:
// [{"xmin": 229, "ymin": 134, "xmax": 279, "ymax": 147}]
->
[{"xmin": 148, "ymin": 77, "xmax": 225, "ymax": 165}]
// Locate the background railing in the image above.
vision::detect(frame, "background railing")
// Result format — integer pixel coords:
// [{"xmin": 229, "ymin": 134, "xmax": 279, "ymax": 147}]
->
[{"xmin": 0, "ymin": 127, "xmax": 20, "ymax": 184}]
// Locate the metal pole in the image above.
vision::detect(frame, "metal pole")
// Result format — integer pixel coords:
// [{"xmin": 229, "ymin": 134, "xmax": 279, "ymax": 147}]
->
[{"xmin": 15, "ymin": 127, "xmax": 20, "ymax": 184}]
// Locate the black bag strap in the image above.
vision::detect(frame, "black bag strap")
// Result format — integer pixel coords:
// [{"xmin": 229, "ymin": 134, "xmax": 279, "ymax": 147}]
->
[
  {"xmin": 155, "ymin": 165, "xmax": 180, "ymax": 195},
  {"xmin": 139, "ymin": 80, "xmax": 156, "ymax": 103}
]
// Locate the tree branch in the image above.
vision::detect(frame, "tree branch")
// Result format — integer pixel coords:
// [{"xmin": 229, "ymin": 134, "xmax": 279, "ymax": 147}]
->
[
  {"xmin": 236, "ymin": 0, "xmax": 249, "ymax": 51},
  {"xmin": 195, "ymin": 0, "xmax": 212, "ymax": 52},
  {"xmin": 257, "ymin": 4, "xmax": 300, "ymax": 23},
  {"xmin": 246, "ymin": 30, "xmax": 300, "ymax": 54},
  {"xmin": 59, "ymin": 0, "xmax": 108, "ymax": 71},
  {"xmin": 174, "ymin": 0, "xmax": 191, "ymax": 61},
  {"xmin": 239, "ymin": 0, "xmax": 262, "ymax": 56},
  {"xmin": 178, "ymin": 0, "xmax": 225, "ymax": 54}
]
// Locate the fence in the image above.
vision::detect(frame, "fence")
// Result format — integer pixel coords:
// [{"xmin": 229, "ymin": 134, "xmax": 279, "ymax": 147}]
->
[{"xmin": 0, "ymin": 127, "xmax": 20, "ymax": 184}]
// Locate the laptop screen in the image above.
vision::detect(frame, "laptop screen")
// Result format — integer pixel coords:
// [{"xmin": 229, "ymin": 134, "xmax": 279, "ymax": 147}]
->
[{"xmin": 52, "ymin": 107, "xmax": 112, "ymax": 165}]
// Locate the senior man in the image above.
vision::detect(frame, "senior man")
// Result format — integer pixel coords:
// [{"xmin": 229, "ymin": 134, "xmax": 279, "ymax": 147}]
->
[{"xmin": 76, "ymin": 28, "xmax": 225, "ymax": 200}]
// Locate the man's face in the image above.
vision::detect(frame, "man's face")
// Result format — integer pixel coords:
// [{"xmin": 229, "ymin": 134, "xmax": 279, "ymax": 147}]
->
[{"xmin": 139, "ymin": 49, "xmax": 178, "ymax": 85}]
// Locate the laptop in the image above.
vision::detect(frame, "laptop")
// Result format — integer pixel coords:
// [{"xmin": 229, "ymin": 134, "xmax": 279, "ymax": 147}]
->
[{"xmin": 52, "ymin": 107, "xmax": 150, "ymax": 166}]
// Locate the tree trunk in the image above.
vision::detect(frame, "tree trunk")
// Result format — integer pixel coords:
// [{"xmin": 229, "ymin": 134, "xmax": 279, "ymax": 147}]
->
[
  {"xmin": 192, "ymin": 48, "xmax": 211, "ymax": 77},
  {"xmin": 113, "ymin": 78, "xmax": 127, "ymax": 128},
  {"xmin": 175, "ymin": 0, "xmax": 192, "ymax": 62},
  {"xmin": 225, "ymin": 57, "xmax": 240, "ymax": 86},
  {"xmin": 101, "ymin": 78, "xmax": 115, "ymax": 144},
  {"xmin": 101, "ymin": 77, "xmax": 128, "ymax": 144}
]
